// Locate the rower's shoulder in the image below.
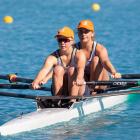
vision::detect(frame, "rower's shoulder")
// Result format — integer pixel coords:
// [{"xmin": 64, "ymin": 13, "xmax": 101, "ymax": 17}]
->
[
  {"xmin": 73, "ymin": 42, "xmax": 81, "ymax": 50},
  {"xmin": 44, "ymin": 50, "xmax": 58, "ymax": 63},
  {"xmin": 50, "ymin": 49, "xmax": 59, "ymax": 56},
  {"xmin": 96, "ymin": 43, "xmax": 107, "ymax": 52},
  {"xmin": 76, "ymin": 48, "xmax": 84, "ymax": 55},
  {"xmin": 76, "ymin": 49, "xmax": 86, "ymax": 59}
]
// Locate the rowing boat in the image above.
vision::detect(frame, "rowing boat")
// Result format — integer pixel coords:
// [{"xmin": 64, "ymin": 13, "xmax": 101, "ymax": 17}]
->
[
  {"xmin": 0, "ymin": 91, "xmax": 129, "ymax": 136},
  {"xmin": 0, "ymin": 74, "xmax": 140, "ymax": 136}
]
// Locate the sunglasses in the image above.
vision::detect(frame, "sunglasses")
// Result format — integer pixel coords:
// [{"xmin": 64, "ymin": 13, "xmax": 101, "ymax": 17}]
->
[
  {"xmin": 57, "ymin": 38, "xmax": 71, "ymax": 43},
  {"xmin": 78, "ymin": 29, "xmax": 90, "ymax": 34}
]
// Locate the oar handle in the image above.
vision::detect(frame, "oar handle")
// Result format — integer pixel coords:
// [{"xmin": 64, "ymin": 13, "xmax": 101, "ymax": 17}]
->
[{"xmin": 121, "ymin": 74, "xmax": 140, "ymax": 79}]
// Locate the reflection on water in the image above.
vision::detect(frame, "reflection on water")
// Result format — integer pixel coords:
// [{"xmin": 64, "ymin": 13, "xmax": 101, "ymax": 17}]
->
[{"xmin": 23, "ymin": 102, "xmax": 128, "ymax": 140}]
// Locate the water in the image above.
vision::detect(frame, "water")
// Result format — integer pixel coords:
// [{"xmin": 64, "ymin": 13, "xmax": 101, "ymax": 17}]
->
[{"xmin": 0, "ymin": 0, "xmax": 140, "ymax": 139}]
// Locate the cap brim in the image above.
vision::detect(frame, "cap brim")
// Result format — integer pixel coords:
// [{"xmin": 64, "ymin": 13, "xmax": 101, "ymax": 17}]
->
[
  {"xmin": 77, "ymin": 26, "xmax": 93, "ymax": 32},
  {"xmin": 55, "ymin": 35, "xmax": 71, "ymax": 38}
]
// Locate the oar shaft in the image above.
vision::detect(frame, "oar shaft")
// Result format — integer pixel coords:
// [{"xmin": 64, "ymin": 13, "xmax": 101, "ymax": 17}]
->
[
  {"xmin": 0, "ymin": 75, "xmax": 8, "ymax": 80},
  {"xmin": 0, "ymin": 91, "xmax": 36, "ymax": 100},
  {"xmin": 121, "ymin": 74, "xmax": 140, "ymax": 79},
  {"xmin": 0, "ymin": 89, "xmax": 140, "ymax": 100},
  {"xmin": 37, "ymin": 89, "xmax": 140, "ymax": 99},
  {"xmin": 0, "ymin": 84, "xmax": 51, "ymax": 91},
  {"xmin": 0, "ymin": 74, "xmax": 33, "ymax": 83},
  {"xmin": 88, "ymin": 89, "xmax": 140, "ymax": 98},
  {"xmin": 14, "ymin": 77, "xmax": 33, "ymax": 83},
  {"xmin": 85, "ymin": 80, "xmax": 140, "ymax": 86},
  {"xmin": 0, "ymin": 92, "xmax": 86, "ymax": 100}
]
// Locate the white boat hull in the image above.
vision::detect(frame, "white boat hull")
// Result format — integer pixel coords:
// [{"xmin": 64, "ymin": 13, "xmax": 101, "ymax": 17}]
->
[{"xmin": 0, "ymin": 95, "xmax": 128, "ymax": 136}]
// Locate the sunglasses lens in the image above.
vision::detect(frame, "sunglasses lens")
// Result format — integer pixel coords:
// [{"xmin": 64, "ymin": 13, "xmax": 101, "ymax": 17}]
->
[
  {"xmin": 58, "ymin": 38, "xmax": 70, "ymax": 43},
  {"xmin": 78, "ymin": 29, "xmax": 90, "ymax": 34}
]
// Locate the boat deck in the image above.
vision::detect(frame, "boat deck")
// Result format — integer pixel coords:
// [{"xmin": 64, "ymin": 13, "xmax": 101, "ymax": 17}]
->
[{"xmin": 37, "ymin": 98, "xmax": 74, "ymax": 109}]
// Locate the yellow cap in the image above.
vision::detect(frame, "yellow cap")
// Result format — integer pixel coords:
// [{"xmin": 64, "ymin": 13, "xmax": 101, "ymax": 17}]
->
[
  {"xmin": 55, "ymin": 26, "xmax": 74, "ymax": 39},
  {"xmin": 77, "ymin": 20, "xmax": 94, "ymax": 32}
]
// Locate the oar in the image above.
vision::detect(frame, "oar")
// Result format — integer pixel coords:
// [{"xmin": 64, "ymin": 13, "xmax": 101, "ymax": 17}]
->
[
  {"xmin": 85, "ymin": 80, "xmax": 140, "ymax": 87},
  {"xmin": 0, "ymin": 74, "xmax": 33, "ymax": 83},
  {"xmin": 121, "ymin": 74, "xmax": 140, "ymax": 79},
  {"xmin": 1, "ymin": 73, "xmax": 140, "ymax": 84},
  {"xmin": 0, "ymin": 84, "xmax": 51, "ymax": 91},
  {"xmin": 92, "ymin": 85, "xmax": 134, "ymax": 93},
  {"xmin": 0, "ymin": 89, "xmax": 140, "ymax": 101},
  {"xmin": 40, "ymin": 89, "xmax": 140, "ymax": 99},
  {"xmin": 0, "ymin": 91, "xmax": 87, "ymax": 100},
  {"xmin": 0, "ymin": 91, "xmax": 36, "ymax": 100},
  {"xmin": 0, "ymin": 91, "xmax": 84, "ymax": 100},
  {"xmin": 103, "ymin": 86, "xmax": 133, "ymax": 92},
  {"xmin": 92, "ymin": 89, "xmax": 140, "ymax": 98}
]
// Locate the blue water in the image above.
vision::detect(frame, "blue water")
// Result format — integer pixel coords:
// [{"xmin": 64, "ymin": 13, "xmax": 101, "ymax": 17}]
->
[{"xmin": 0, "ymin": 0, "xmax": 140, "ymax": 139}]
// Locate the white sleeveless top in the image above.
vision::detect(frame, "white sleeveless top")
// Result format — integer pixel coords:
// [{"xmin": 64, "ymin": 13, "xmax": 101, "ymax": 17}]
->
[
  {"xmin": 75, "ymin": 41, "xmax": 97, "ymax": 66},
  {"xmin": 52, "ymin": 48, "xmax": 78, "ymax": 68}
]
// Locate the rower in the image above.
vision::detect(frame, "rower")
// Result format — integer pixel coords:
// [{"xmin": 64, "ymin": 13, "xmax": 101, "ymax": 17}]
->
[
  {"xmin": 32, "ymin": 26, "xmax": 75, "ymax": 96},
  {"xmin": 31, "ymin": 26, "xmax": 86, "ymax": 105},
  {"xmin": 76, "ymin": 19, "xmax": 121, "ymax": 92}
]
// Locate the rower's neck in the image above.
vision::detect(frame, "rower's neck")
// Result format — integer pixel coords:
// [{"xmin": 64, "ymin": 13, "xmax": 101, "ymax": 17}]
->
[
  {"xmin": 81, "ymin": 40, "xmax": 94, "ymax": 51},
  {"xmin": 60, "ymin": 46, "xmax": 73, "ymax": 56}
]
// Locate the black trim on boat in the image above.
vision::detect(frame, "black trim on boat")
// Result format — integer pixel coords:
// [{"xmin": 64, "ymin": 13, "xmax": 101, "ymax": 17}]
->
[{"xmin": 37, "ymin": 99, "xmax": 74, "ymax": 109}]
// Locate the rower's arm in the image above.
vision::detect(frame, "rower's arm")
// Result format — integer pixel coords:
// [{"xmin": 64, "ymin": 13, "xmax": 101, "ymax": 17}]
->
[
  {"xmin": 40, "ymin": 70, "xmax": 53, "ymax": 85},
  {"xmin": 97, "ymin": 44, "xmax": 117, "ymax": 75},
  {"xmin": 32, "ymin": 55, "xmax": 57, "ymax": 89},
  {"xmin": 75, "ymin": 50, "xmax": 86, "ymax": 84}
]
